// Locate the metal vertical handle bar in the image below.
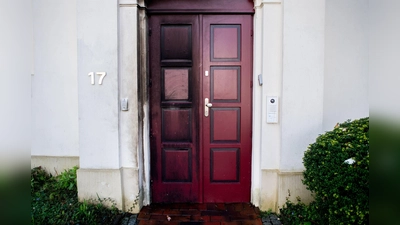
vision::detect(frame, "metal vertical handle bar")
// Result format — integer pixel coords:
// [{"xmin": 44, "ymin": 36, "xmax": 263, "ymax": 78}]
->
[{"xmin": 205, "ymin": 98, "xmax": 212, "ymax": 117}]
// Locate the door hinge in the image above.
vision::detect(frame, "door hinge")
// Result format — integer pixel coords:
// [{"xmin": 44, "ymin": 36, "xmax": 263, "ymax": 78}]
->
[
  {"xmin": 251, "ymin": 29, "xmax": 253, "ymax": 37},
  {"xmin": 250, "ymin": 80, "xmax": 253, "ymax": 88},
  {"xmin": 148, "ymin": 29, "xmax": 152, "ymax": 36}
]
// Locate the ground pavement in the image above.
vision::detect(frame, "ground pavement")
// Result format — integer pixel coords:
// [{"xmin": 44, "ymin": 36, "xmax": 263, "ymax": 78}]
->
[{"xmin": 115, "ymin": 203, "xmax": 282, "ymax": 225}]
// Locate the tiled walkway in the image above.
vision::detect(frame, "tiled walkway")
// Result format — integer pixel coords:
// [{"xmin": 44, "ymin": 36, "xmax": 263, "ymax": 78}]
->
[{"xmin": 137, "ymin": 203, "xmax": 262, "ymax": 225}]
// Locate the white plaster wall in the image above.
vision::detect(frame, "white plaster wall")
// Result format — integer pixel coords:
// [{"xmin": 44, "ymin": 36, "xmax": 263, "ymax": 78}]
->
[
  {"xmin": 281, "ymin": 0, "xmax": 325, "ymax": 171},
  {"xmin": 31, "ymin": 0, "xmax": 79, "ymax": 157},
  {"xmin": 369, "ymin": 0, "xmax": 400, "ymax": 121},
  {"xmin": 137, "ymin": 1, "xmax": 152, "ymax": 206},
  {"xmin": 77, "ymin": 0, "xmax": 120, "ymax": 169},
  {"xmin": 252, "ymin": 0, "xmax": 283, "ymax": 207},
  {"xmin": 255, "ymin": 0, "xmax": 371, "ymax": 211},
  {"xmin": 119, "ymin": 0, "xmax": 142, "ymax": 211},
  {"xmin": 0, "ymin": 0, "xmax": 32, "ymax": 170},
  {"xmin": 259, "ymin": 1, "xmax": 282, "ymax": 170},
  {"xmin": 323, "ymin": 0, "xmax": 369, "ymax": 131},
  {"xmin": 31, "ymin": 156, "xmax": 79, "ymax": 175},
  {"xmin": 119, "ymin": 3, "xmax": 139, "ymax": 169},
  {"xmin": 251, "ymin": 0, "xmax": 264, "ymax": 206}
]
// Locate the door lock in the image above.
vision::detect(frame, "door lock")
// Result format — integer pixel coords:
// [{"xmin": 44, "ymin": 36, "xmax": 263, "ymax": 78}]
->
[{"xmin": 205, "ymin": 98, "xmax": 212, "ymax": 117}]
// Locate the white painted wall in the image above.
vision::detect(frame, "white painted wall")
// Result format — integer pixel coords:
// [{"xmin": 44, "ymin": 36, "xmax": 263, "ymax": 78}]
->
[
  {"xmin": 0, "ymin": 0, "xmax": 32, "ymax": 171},
  {"xmin": 31, "ymin": 0, "xmax": 79, "ymax": 157},
  {"xmin": 119, "ymin": 0, "xmax": 143, "ymax": 209},
  {"xmin": 119, "ymin": 3, "xmax": 139, "ymax": 169},
  {"xmin": 77, "ymin": 0, "xmax": 120, "ymax": 169},
  {"xmin": 369, "ymin": 0, "xmax": 400, "ymax": 121},
  {"xmin": 280, "ymin": 0, "xmax": 325, "ymax": 171},
  {"xmin": 323, "ymin": 0, "xmax": 369, "ymax": 131},
  {"xmin": 252, "ymin": 0, "xmax": 283, "ymax": 207},
  {"xmin": 259, "ymin": 2, "xmax": 282, "ymax": 170}
]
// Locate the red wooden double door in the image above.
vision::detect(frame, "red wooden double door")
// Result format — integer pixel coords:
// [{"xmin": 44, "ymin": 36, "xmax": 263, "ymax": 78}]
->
[{"xmin": 150, "ymin": 14, "xmax": 252, "ymax": 203}]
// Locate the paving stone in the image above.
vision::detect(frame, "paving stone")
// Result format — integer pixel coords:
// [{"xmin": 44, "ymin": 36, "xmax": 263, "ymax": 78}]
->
[
  {"xmin": 260, "ymin": 215, "xmax": 282, "ymax": 225},
  {"xmin": 180, "ymin": 222, "xmax": 204, "ymax": 225},
  {"xmin": 120, "ymin": 216, "xmax": 130, "ymax": 225},
  {"xmin": 136, "ymin": 203, "xmax": 263, "ymax": 225},
  {"xmin": 127, "ymin": 214, "xmax": 137, "ymax": 225},
  {"xmin": 221, "ymin": 221, "xmax": 242, "ymax": 225},
  {"xmin": 112, "ymin": 214, "xmax": 124, "ymax": 225},
  {"xmin": 190, "ymin": 215, "xmax": 211, "ymax": 221},
  {"xmin": 261, "ymin": 217, "xmax": 270, "ymax": 222},
  {"xmin": 269, "ymin": 214, "xmax": 279, "ymax": 220}
]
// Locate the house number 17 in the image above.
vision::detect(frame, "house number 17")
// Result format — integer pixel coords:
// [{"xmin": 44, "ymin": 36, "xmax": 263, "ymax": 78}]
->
[{"xmin": 88, "ymin": 72, "xmax": 107, "ymax": 85}]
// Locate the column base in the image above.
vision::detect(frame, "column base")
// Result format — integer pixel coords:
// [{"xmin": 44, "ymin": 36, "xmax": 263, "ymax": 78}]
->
[
  {"xmin": 259, "ymin": 169, "xmax": 313, "ymax": 212},
  {"xmin": 77, "ymin": 167, "xmax": 140, "ymax": 212}
]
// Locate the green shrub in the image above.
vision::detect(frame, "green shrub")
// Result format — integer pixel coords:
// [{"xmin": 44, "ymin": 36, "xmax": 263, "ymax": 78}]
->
[
  {"xmin": 31, "ymin": 166, "xmax": 54, "ymax": 194},
  {"xmin": 31, "ymin": 166, "xmax": 122, "ymax": 225},
  {"xmin": 279, "ymin": 196, "xmax": 317, "ymax": 225},
  {"xmin": 302, "ymin": 117, "xmax": 369, "ymax": 224}
]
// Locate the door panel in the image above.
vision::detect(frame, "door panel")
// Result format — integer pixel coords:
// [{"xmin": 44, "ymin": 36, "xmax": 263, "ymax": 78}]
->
[
  {"xmin": 163, "ymin": 68, "xmax": 190, "ymax": 100},
  {"xmin": 150, "ymin": 14, "xmax": 252, "ymax": 203},
  {"xmin": 211, "ymin": 67, "xmax": 240, "ymax": 102},
  {"xmin": 150, "ymin": 15, "xmax": 200, "ymax": 203},
  {"xmin": 161, "ymin": 25, "xmax": 192, "ymax": 61},
  {"xmin": 211, "ymin": 108, "xmax": 240, "ymax": 142},
  {"xmin": 162, "ymin": 108, "xmax": 192, "ymax": 142},
  {"xmin": 211, "ymin": 148, "xmax": 240, "ymax": 182},
  {"xmin": 211, "ymin": 25, "xmax": 241, "ymax": 61},
  {"xmin": 202, "ymin": 15, "xmax": 252, "ymax": 202},
  {"xmin": 162, "ymin": 148, "xmax": 192, "ymax": 182}
]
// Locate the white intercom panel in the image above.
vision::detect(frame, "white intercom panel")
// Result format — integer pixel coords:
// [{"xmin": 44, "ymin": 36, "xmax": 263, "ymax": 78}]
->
[
  {"xmin": 121, "ymin": 98, "xmax": 128, "ymax": 111},
  {"xmin": 266, "ymin": 96, "xmax": 279, "ymax": 123}
]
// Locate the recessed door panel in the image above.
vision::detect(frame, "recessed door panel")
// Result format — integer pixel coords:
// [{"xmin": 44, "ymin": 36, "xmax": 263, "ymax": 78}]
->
[
  {"xmin": 211, "ymin": 148, "xmax": 240, "ymax": 182},
  {"xmin": 211, "ymin": 67, "xmax": 240, "ymax": 102},
  {"xmin": 162, "ymin": 148, "xmax": 192, "ymax": 182},
  {"xmin": 211, "ymin": 25, "xmax": 241, "ymax": 61},
  {"xmin": 211, "ymin": 108, "xmax": 240, "ymax": 142},
  {"xmin": 161, "ymin": 25, "xmax": 192, "ymax": 61},
  {"xmin": 163, "ymin": 68, "xmax": 190, "ymax": 100},
  {"xmin": 162, "ymin": 109, "xmax": 191, "ymax": 142}
]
